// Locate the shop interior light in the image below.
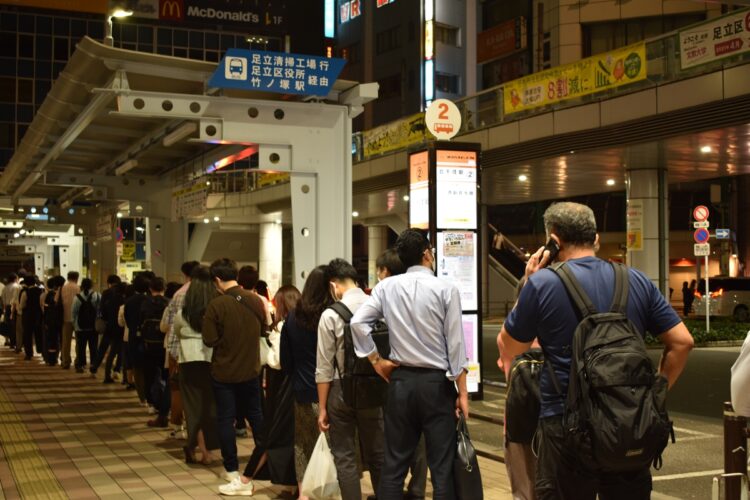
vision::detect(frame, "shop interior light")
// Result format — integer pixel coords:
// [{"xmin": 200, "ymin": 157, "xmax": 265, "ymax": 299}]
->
[
  {"xmin": 700, "ymin": 145, "xmax": 712, "ymax": 153},
  {"xmin": 606, "ymin": 179, "xmax": 616, "ymax": 186},
  {"xmin": 116, "ymin": 212, "xmax": 123, "ymax": 218},
  {"xmin": 518, "ymin": 174, "xmax": 528, "ymax": 182},
  {"xmin": 213, "ymin": 216, "xmax": 220, "ymax": 222},
  {"xmin": 352, "ymin": 211, "xmax": 359, "ymax": 217},
  {"xmin": 203, "ymin": 218, "xmax": 210, "ymax": 224}
]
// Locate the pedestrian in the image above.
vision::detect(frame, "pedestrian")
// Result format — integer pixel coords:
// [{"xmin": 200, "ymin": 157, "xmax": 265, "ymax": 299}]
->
[
  {"xmin": 92, "ymin": 275, "xmax": 123, "ymax": 381},
  {"xmin": 681, "ymin": 281, "xmax": 693, "ymax": 317},
  {"xmin": 498, "ymin": 202, "xmax": 694, "ymax": 500},
  {"xmin": 280, "ymin": 265, "xmax": 331, "ymax": 499},
  {"xmin": 202, "ymin": 258, "xmax": 267, "ymax": 496},
  {"xmin": 1, "ymin": 273, "xmax": 20, "ymax": 350},
  {"xmin": 351, "ymin": 229, "xmax": 470, "ymax": 499},
  {"xmin": 317, "ymin": 258, "xmax": 384, "ymax": 500},
  {"xmin": 41, "ymin": 276, "xmax": 65, "ymax": 366},
  {"xmin": 174, "ymin": 265, "xmax": 219, "ymax": 465},
  {"xmin": 72, "ymin": 278, "xmax": 101, "ymax": 374},
  {"xmin": 139, "ymin": 277, "xmax": 170, "ymax": 427},
  {"xmin": 160, "ymin": 280, "xmax": 184, "ymax": 437},
  {"xmin": 118, "ymin": 284, "xmax": 137, "ymax": 391},
  {"xmin": 13, "ymin": 275, "xmax": 28, "ymax": 354},
  {"xmin": 57, "ymin": 271, "xmax": 80, "ymax": 369},
  {"xmin": 124, "ymin": 272, "xmax": 156, "ymax": 405}
]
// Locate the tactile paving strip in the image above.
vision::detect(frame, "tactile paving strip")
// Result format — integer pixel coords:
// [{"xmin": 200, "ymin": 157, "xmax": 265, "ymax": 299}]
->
[{"xmin": 0, "ymin": 385, "xmax": 67, "ymax": 499}]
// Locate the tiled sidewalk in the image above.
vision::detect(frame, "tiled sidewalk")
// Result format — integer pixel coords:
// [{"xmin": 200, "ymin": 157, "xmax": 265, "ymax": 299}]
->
[{"xmin": 0, "ymin": 346, "xmax": 512, "ymax": 499}]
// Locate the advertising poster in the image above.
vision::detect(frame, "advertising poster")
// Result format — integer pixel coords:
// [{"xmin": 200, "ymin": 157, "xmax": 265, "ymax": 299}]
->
[
  {"xmin": 462, "ymin": 313, "xmax": 480, "ymax": 393},
  {"xmin": 363, "ymin": 113, "xmax": 430, "ymax": 158},
  {"xmin": 409, "ymin": 151, "xmax": 430, "ymax": 230},
  {"xmin": 435, "ymin": 150, "xmax": 477, "ymax": 230},
  {"xmin": 679, "ymin": 9, "xmax": 750, "ymax": 69},
  {"xmin": 437, "ymin": 231, "xmax": 478, "ymax": 311},
  {"xmin": 503, "ymin": 42, "xmax": 647, "ymax": 114},
  {"xmin": 626, "ymin": 199, "xmax": 644, "ymax": 251}
]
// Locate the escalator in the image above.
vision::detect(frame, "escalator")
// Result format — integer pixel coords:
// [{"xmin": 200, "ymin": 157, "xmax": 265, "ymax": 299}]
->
[{"xmin": 488, "ymin": 223, "xmax": 526, "ymax": 287}]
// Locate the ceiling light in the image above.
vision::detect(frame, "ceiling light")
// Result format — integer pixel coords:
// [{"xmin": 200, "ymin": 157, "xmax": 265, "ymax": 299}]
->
[
  {"xmin": 18, "ymin": 207, "xmax": 24, "ymax": 213},
  {"xmin": 352, "ymin": 211, "xmax": 359, "ymax": 217},
  {"xmin": 13, "ymin": 232, "xmax": 19, "ymax": 238},
  {"xmin": 203, "ymin": 218, "xmax": 210, "ymax": 224},
  {"xmin": 606, "ymin": 179, "xmax": 616, "ymax": 186},
  {"xmin": 116, "ymin": 212, "xmax": 123, "ymax": 218},
  {"xmin": 67, "ymin": 208, "xmax": 75, "ymax": 215},
  {"xmin": 42, "ymin": 207, "xmax": 48, "ymax": 214},
  {"xmin": 19, "ymin": 229, "xmax": 26, "ymax": 235},
  {"xmin": 30, "ymin": 207, "xmax": 37, "ymax": 214},
  {"xmin": 213, "ymin": 216, "xmax": 220, "ymax": 222},
  {"xmin": 111, "ymin": 8, "xmax": 133, "ymax": 18},
  {"xmin": 700, "ymin": 145, "xmax": 712, "ymax": 153},
  {"xmin": 115, "ymin": 159, "xmax": 138, "ymax": 176},
  {"xmin": 274, "ymin": 219, "xmax": 282, "ymax": 225},
  {"xmin": 77, "ymin": 228, "xmax": 83, "ymax": 234},
  {"xmin": 518, "ymin": 174, "xmax": 528, "ymax": 182},
  {"xmin": 206, "ymin": 181, "xmax": 211, "ymax": 186},
  {"xmin": 135, "ymin": 205, "xmax": 143, "ymax": 212},
  {"xmin": 403, "ymin": 195, "xmax": 410, "ymax": 201}
]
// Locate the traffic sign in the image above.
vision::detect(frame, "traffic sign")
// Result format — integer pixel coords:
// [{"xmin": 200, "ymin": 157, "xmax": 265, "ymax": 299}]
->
[
  {"xmin": 716, "ymin": 228, "xmax": 730, "ymax": 239},
  {"xmin": 693, "ymin": 221, "xmax": 709, "ymax": 229},
  {"xmin": 425, "ymin": 99, "xmax": 461, "ymax": 140},
  {"xmin": 694, "ymin": 228, "xmax": 710, "ymax": 244},
  {"xmin": 694, "ymin": 243, "xmax": 710, "ymax": 256},
  {"xmin": 693, "ymin": 205, "xmax": 710, "ymax": 221}
]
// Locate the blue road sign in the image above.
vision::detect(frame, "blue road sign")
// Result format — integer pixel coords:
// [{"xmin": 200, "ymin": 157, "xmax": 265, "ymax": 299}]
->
[
  {"xmin": 208, "ymin": 49, "xmax": 346, "ymax": 97},
  {"xmin": 716, "ymin": 228, "xmax": 730, "ymax": 239},
  {"xmin": 694, "ymin": 228, "xmax": 710, "ymax": 244}
]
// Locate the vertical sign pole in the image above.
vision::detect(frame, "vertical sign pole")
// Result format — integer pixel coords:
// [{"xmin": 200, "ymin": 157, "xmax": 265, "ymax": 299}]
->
[{"xmin": 705, "ymin": 254, "xmax": 710, "ymax": 333}]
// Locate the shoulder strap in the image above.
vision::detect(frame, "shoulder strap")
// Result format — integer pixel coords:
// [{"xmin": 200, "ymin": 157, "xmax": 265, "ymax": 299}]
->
[
  {"xmin": 328, "ymin": 301, "xmax": 353, "ymax": 324},
  {"xmin": 552, "ymin": 262, "xmax": 598, "ymax": 317},
  {"xmin": 609, "ymin": 263, "xmax": 629, "ymax": 314},
  {"xmin": 225, "ymin": 289, "xmax": 264, "ymax": 325}
]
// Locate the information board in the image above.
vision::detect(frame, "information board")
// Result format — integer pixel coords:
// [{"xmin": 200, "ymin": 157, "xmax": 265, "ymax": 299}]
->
[
  {"xmin": 437, "ymin": 231, "xmax": 478, "ymax": 311},
  {"xmin": 409, "ymin": 151, "xmax": 430, "ymax": 230},
  {"xmin": 461, "ymin": 313, "xmax": 480, "ymax": 393},
  {"xmin": 435, "ymin": 150, "xmax": 478, "ymax": 230}
]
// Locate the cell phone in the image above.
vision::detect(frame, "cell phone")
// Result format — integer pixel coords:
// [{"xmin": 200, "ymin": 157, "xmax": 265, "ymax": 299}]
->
[{"xmin": 544, "ymin": 238, "xmax": 560, "ymax": 265}]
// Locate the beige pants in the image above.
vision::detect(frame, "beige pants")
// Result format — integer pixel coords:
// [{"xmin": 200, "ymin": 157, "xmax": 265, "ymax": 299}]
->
[
  {"xmin": 505, "ymin": 439, "xmax": 537, "ymax": 500},
  {"xmin": 61, "ymin": 321, "xmax": 74, "ymax": 367}
]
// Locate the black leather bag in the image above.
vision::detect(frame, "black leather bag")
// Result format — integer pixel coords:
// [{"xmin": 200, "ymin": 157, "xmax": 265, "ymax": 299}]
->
[{"xmin": 453, "ymin": 413, "xmax": 483, "ymax": 500}]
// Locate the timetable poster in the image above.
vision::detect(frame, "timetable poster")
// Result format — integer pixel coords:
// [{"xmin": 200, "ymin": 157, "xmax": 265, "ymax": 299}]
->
[
  {"xmin": 462, "ymin": 313, "xmax": 480, "ymax": 393},
  {"xmin": 437, "ymin": 231, "xmax": 478, "ymax": 311},
  {"xmin": 435, "ymin": 150, "xmax": 477, "ymax": 230},
  {"xmin": 409, "ymin": 151, "xmax": 430, "ymax": 230}
]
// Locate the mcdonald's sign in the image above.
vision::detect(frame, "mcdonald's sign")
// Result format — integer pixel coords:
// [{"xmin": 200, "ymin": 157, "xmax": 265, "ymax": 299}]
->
[{"xmin": 160, "ymin": 0, "xmax": 184, "ymax": 20}]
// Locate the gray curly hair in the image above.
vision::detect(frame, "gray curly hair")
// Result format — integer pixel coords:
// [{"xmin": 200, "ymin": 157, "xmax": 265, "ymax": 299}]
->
[{"xmin": 543, "ymin": 202, "xmax": 597, "ymax": 247}]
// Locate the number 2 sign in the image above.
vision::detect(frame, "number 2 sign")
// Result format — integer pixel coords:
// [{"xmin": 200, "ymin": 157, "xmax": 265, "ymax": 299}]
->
[{"xmin": 425, "ymin": 99, "xmax": 462, "ymax": 140}]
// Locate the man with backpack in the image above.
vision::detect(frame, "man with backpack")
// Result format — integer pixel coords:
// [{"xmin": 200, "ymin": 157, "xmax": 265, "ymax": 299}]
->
[
  {"xmin": 72, "ymin": 278, "xmax": 101, "ymax": 374},
  {"xmin": 316, "ymin": 258, "xmax": 384, "ymax": 500},
  {"xmin": 139, "ymin": 277, "xmax": 170, "ymax": 427},
  {"xmin": 499, "ymin": 202, "xmax": 694, "ymax": 500}
]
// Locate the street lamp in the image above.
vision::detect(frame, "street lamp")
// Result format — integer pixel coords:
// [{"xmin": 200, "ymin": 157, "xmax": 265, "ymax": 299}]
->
[{"xmin": 104, "ymin": 8, "xmax": 133, "ymax": 47}]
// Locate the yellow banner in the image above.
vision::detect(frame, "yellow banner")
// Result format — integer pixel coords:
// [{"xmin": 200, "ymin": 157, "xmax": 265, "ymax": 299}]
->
[
  {"xmin": 257, "ymin": 172, "xmax": 290, "ymax": 188},
  {"xmin": 503, "ymin": 42, "xmax": 647, "ymax": 114},
  {"xmin": 363, "ymin": 113, "xmax": 430, "ymax": 159}
]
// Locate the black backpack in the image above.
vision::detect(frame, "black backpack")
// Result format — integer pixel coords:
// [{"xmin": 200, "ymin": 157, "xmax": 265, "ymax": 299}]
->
[
  {"xmin": 505, "ymin": 348, "xmax": 543, "ymax": 444},
  {"xmin": 44, "ymin": 291, "xmax": 63, "ymax": 330},
  {"xmin": 328, "ymin": 302, "xmax": 390, "ymax": 410},
  {"xmin": 76, "ymin": 293, "xmax": 97, "ymax": 331},
  {"xmin": 139, "ymin": 296, "xmax": 168, "ymax": 350},
  {"xmin": 552, "ymin": 262, "xmax": 674, "ymax": 472}
]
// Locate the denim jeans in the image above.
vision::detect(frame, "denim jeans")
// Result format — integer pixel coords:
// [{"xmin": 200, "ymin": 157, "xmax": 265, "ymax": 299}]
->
[{"xmin": 212, "ymin": 378, "xmax": 264, "ymax": 472}]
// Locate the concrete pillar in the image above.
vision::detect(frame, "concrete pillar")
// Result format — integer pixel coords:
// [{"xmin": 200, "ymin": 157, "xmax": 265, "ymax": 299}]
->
[
  {"xmin": 627, "ymin": 162, "xmax": 669, "ymax": 296},
  {"xmin": 186, "ymin": 223, "xmax": 212, "ymax": 264},
  {"xmin": 367, "ymin": 225, "xmax": 389, "ymax": 288},
  {"xmin": 147, "ymin": 217, "xmax": 188, "ymax": 283},
  {"xmin": 259, "ymin": 222, "xmax": 283, "ymax": 296}
]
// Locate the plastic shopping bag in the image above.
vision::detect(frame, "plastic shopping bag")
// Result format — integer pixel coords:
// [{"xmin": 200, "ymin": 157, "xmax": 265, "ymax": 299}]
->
[{"xmin": 301, "ymin": 433, "xmax": 341, "ymax": 500}]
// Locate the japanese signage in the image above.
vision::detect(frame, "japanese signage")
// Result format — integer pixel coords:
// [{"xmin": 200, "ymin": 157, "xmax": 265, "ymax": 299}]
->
[
  {"xmin": 121, "ymin": 241, "xmax": 136, "ymax": 262},
  {"xmin": 209, "ymin": 49, "xmax": 346, "ymax": 97},
  {"xmin": 340, "ymin": 0, "xmax": 361, "ymax": 23},
  {"xmin": 409, "ymin": 151, "xmax": 430, "ymax": 230},
  {"xmin": 477, "ymin": 17, "xmax": 527, "ymax": 64},
  {"xmin": 95, "ymin": 215, "xmax": 113, "ymax": 241},
  {"xmin": 438, "ymin": 231, "xmax": 478, "ymax": 311},
  {"xmin": 436, "ymin": 150, "xmax": 477, "ymax": 230},
  {"xmin": 425, "ymin": 99, "xmax": 461, "ymax": 141},
  {"xmin": 626, "ymin": 199, "xmax": 644, "ymax": 251},
  {"xmin": 503, "ymin": 42, "xmax": 647, "ymax": 114},
  {"xmin": 171, "ymin": 183, "xmax": 208, "ymax": 221},
  {"xmin": 680, "ymin": 9, "xmax": 750, "ymax": 69},
  {"xmin": 363, "ymin": 113, "xmax": 430, "ymax": 158},
  {"xmin": 257, "ymin": 172, "xmax": 290, "ymax": 188},
  {"xmin": 109, "ymin": 0, "xmax": 287, "ymax": 29}
]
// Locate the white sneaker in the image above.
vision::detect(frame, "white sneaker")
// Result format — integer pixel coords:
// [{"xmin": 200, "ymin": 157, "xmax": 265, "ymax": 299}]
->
[
  {"xmin": 218, "ymin": 477, "xmax": 253, "ymax": 496},
  {"xmin": 222, "ymin": 470, "xmax": 240, "ymax": 482}
]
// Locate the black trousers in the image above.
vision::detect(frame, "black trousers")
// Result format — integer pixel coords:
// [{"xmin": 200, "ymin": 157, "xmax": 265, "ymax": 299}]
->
[
  {"xmin": 22, "ymin": 315, "xmax": 43, "ymax": 357},
  {"xmin": 43, "ymin": 322, "xmax": 60, "ymax": 365},
  {"xmin": 104, "ymin": 333, "xmax": 123, "ymax": 379},
  {"xmin": 535, "ymin": 416, "xmax": 652, "ymax": 500},
  {"xmin": 75, "ymin": 330, "xmax": 97, "ymax": 369},
  {"xmin": 379, "ymin": 367, "xmax": 458, "ymax": 500}
]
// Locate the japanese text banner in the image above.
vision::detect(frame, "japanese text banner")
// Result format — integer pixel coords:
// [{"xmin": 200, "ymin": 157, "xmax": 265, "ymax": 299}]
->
[{"xmin": 503, "ymin": 42, "xmax": 647, "ymax": 114}]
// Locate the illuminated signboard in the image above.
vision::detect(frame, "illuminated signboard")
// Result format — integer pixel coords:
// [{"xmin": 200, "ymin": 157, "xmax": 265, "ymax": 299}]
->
[
  {"xmin": 324, "ymin": 0, "xmax": 335, "ymax": 37},
  {"xmin": 376, "ymin": 0, "xmax": 396, "ymax": 7},
  {"xmin": 435, "ymin": 150, "xmax": 477, "ymax": 229},
  {"xmin": 340, "ymin": 0, "xmax": 361, "ymax": 23},
  {"xmin": 461, "ymin": 313, "xmax": 480, "ymax": 393},
  {"xmin": 437, "ymin": 231, "xmax": 478, "ymax": 311},
  {"xmin": 409, "ymin": 151, "xmax": 430, "ymax": 229}
]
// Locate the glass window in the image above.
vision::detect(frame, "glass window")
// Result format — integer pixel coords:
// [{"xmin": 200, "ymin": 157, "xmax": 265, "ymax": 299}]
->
[
  {"xmin": 71, "ymin": 19, "xmax": 86, "ymax": 38},
  {"xmin": 0, "ymin": 149, "xmax": 11, "ymax": 165},
  {"xmin": 0, "ymin": 58, "xmax": 13, "ymax": 76},
  {"xmin": 205, "ymin": 50, "xmax": 219, "ymax": 62},
  {"xmin": 0, "ymin": 103, "xmax": 14, "ymax": 121},
  {"xmin": 205, "ymin": 32, "xmax": 219, "ymax": 50},
  {"xmin": 53, "ymin": 17, "xmax": 69, "ymax": 36},
  {"xmin": 0, "ymin": 122, "xmax": 12, "ymax": 148},
  {"xmin": 120, "ymin": 218, "xmax": 134, "ymax": 240},
  {"xmin": 157, "ymin": 45, "xmax": 171, "ymax": 56},
  {"xmin": 157, "ymin": 28, "xmax": 171, "ymax": 46},
  {"xmin": 138, "ymin": 25, "xmax": 152, "ymax": 45},
  {"xmin": 17, "ymin": 59, "xmax": 33, "ymax": 77},
  {"xmin": 18, "ymin": 14, "xmax": 34, "ymax": 33},
  {"xmin": 18, "ymin": 104, "xmax": 33, "ymax": 122},
  {"xmin": 435, "ymin": 24, "xmax": 460, "ymax": 47},
  {"xmin": 53, "ymin": 62, "xmax": 65, "ymax": 79},
  {"xmin": 189, "ymin": 48, "xmax": 203, "ymax": 60},
  {"xmin": 122, "ymin": 23, "xmax": 136, "ymax": 43},
  {"xmin": 135, "ymin": 243, "xmax": 146, "ymax": 260},
  {"xmin": 35, "ymin": 80, "xmax": 50, "ymax": 103},
  {"xmin": 36, "ymin": 35, "xmax": 51, "ymax": 60},
  {"xmin": 138, "ymin": 43, "xmax": 153, "ymax": 54},
  {"xmin": 36, "ymin": 15, "xmax": 52, "ymax": 34},
  {"xmin": 87, "ymin": 20, "xmax": 104, "ymax": 40},
  {"xmin": 17, "ymin": 123, "xmax": 27, "ymax": 142},
  {"xmin": 122, "ymin": 42, "xmax": 136, "ymax": 51},
  {"xmin": 435, "ymin": 72, "xmax": 459, "ymax": 94},
  {"xmin": 53, "ymin": 37, "xmax": 68, "ymax": 61},
  {"xmin": 35, "ymin": 60, "xmax": 51, "ymax": 79},
  {"xmin": 1, "ymin": 12, "xmax": 17, "ymax": 31},
  {"xmin": 173, "ymin": 47, "xmax": 187, "ymax": 58},
  {"xmin": 174, "ymin": 29, "xmax": 188, "ymax": 46},
  {"xmin": 0, "ymin": 77, "xmax": 14, "ymax": 102},
  {"xmin": 189, "ymin": 30, "xmax": 204, "ymax": 49},
  {"xmin": 220, "ymin": 34, "xmax": 234, "ymax": 51},
  {"xmin": 17, "ymin": 79, "xmax": 32, "ymax": 103},
  {"xmin": 18, "ymin": 34, "xmax": 33, "ymax": 58},
  {"xmin": 0, "ymin": 33, "xmax": 15, "ymax": 58}
]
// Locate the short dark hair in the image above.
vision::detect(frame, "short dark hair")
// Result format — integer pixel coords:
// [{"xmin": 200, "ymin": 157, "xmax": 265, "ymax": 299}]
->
[
  {"xmin": 395, "ymin": 229, "xmax": 430, "ymax": 268},
  {"xmin": 81, "ymin": 278, "xmax": 93, "ymax": 292},
  {"xmin": 376, "ymin": 248, "xmax": 405, "ymax": 276},
  {"xmin": 326, "ymin": 258, "xmax": 359, "ymax": 283},
  {"xmin": 210, "ymin": 258, "xmax": 238, "ymax": 282},
  {"xmin": 47, "ymin": 275, "xmax": 65, "ymax": 289},
  {"xmin": 7, "ymin": 272, "xmax": 17, "ymax": 282},
  {"xmin": 22, "ymin": 275, "xmax": 36, "ymax": 287},
  {"xmin": 181, "ymin": 261, "xmax": 200, "ymax": 278},
  {"xmin": 238, "ymin": 265, "xmax": 260, "ymax": 290},
  {"xmin": 67, "ymin": 271, "xmax": 80, "ymax": 281},
  {"xmin": 165, "ymin": 281, "xmax": 181, "ymax": 299},
  {"xmin": 106, "ymin": 274, "xmax": 121, "ymax": 286},
  {"xmin": 133, "ymin": 274, "xmax": 151, "ymax": 294},
  {"xmin": 543, "ymin": 202, "xmax": 597, "ymax": 248},
  {"xmin": 149, "ymin": 277, "xmax": 166, "ymax": 293}
]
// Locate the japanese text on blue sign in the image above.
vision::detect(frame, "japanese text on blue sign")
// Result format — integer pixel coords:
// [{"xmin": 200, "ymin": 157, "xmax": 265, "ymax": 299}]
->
[{"xmin": 209, "ymin": 49, "xmax": 346, "ymax": 97}]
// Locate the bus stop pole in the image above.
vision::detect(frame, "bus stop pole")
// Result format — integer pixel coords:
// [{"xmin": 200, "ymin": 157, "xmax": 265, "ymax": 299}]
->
[{"xmin": 723, "ymin": 402, "xmax": 748, "ymax": 500}]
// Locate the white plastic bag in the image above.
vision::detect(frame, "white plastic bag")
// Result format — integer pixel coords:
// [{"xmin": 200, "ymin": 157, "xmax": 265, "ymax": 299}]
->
[{"xmin": 301, "ymin": 433, "xmax": 341, "ymax": 500}]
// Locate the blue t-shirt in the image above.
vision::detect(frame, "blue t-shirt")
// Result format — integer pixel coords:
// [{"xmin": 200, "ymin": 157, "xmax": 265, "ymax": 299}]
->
[{"xmin": 504, "ymin": 257, "xmax": 681, "ymax": 418}]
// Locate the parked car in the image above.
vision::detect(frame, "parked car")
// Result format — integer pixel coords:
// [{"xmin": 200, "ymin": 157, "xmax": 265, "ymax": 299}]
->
[{"xmin": 693, "ymin": 277, "xmax": 750, "ymax": 322}]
